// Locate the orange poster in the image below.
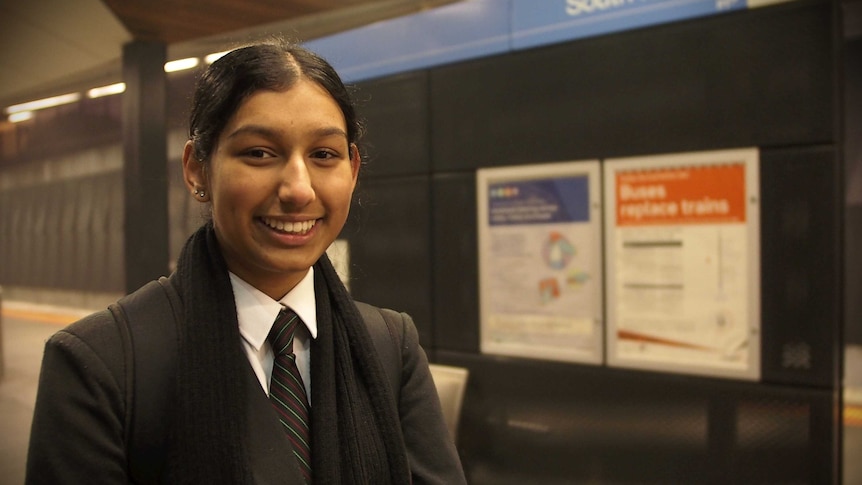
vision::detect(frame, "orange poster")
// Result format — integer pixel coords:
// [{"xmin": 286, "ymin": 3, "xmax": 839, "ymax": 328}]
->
[
  {"xmin": 616, "ymin": 163, "xmax": 746, "ymax": 226},
  {"xmin": 604, "ymin": 148, "xmax": 760, "ymax": 381}
]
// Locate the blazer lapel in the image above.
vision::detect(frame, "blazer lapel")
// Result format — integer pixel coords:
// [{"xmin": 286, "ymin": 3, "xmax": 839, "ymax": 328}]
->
[{"xmin": 242, "ymin": 363, "xmax": 306, "ymax": 485}]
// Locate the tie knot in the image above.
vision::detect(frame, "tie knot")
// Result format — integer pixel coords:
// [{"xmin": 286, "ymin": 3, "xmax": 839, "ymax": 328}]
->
[{"xmin": 268, "ymin": 308, "xmax": 300, "ymax": 356}]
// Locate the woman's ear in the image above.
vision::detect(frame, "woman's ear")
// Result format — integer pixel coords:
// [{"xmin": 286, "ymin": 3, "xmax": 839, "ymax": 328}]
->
[
  {"xmin": 182, "ymin": 140, "xmax": 209, "ymax": 201},
  {"xmin": 349, "ymin": 143, "xmax": 361, "ymax": 183}
]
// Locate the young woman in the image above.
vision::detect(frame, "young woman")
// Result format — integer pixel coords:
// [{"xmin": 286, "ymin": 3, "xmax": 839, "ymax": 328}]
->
[{"xmin": 26, "ymin": 41, "xmax": 466, "ymax": 485}]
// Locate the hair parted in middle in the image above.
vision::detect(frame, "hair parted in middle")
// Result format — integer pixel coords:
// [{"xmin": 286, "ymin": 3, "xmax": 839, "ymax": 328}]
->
[{"xmin": 187, "ymin": 39, "xmax": 365, "ymax": 165}]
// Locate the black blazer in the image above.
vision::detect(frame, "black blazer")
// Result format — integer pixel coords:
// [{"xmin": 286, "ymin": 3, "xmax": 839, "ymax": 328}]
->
[{"xmin": 25, "ymin": 288, "xmax": 466, "ymax": 484}]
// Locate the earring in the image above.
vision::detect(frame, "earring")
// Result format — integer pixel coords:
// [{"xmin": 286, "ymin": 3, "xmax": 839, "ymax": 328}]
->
[{"xmin": 193, "ymin": 188, "xmax": 206, "ymax": 198}]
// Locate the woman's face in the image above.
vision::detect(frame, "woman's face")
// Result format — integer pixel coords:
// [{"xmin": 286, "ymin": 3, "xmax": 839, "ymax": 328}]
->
[{"xmin": 184, "ymin": 79, "xmax": 359, "ymax": 299}]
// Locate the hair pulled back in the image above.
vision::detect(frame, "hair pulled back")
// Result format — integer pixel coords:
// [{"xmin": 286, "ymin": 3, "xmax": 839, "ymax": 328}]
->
[{"xmin": 188, "ymin": 39, "xmax": 363, "ymax": 163}]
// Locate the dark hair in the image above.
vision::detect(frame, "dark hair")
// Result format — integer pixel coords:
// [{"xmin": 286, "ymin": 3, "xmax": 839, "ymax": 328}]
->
[{"xmin": 188, "ymin": 39, "xmax": 363, "ymax": 162}]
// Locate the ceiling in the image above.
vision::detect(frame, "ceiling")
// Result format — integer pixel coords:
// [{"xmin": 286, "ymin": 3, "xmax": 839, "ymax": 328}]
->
[{"xmin": 0, "ymin": 0, "xmax": 458, "ymax": 109}]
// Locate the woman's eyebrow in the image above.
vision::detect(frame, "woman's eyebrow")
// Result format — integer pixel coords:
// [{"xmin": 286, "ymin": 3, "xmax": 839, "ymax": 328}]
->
[
  {"xmin": 224, "ymin": 124, "xmax": 281, "ymax": 140},
  {"xmin": 312, "ymin": 126, "xmax": 348, "ymax": 139}
]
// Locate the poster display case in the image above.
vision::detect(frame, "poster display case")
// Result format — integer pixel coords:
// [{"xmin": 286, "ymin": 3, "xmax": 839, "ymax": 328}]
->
[
  {"xmin": 604, "ymin": 148, "xmax": 761, "ymax": 380},
  {"xmin": 477, "ymin": 160, "xmax": 603, "ymax": 364}
]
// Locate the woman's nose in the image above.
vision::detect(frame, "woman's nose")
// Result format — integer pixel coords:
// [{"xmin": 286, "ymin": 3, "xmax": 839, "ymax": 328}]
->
[{"xmin": 278, "ymin": 155, "xmax": 315, "ymax": 207}]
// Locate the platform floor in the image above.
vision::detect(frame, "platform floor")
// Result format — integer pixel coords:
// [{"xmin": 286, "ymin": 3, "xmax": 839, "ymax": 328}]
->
[
  {"xmin": 2, "ymin": 301, "xmax": 861, "ymax": 484},
  {"xmin": 0, "ymin": 303, "xmax": 91, "ymax": 485}
]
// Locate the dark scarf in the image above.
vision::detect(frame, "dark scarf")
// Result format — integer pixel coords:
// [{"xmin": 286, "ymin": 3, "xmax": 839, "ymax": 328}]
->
[{"xmin": 165, "ymin": 223, "xmax": 410, "ymax": 484}]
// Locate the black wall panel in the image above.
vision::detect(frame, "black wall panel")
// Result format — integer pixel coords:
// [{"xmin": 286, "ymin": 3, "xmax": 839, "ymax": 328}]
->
[
  {"xmin": 760, "ymin": 146, "xmax": 842, "ymax": 388},
  {"xmin": 343, "ymin": 176, "xmax": 433, "ymax": 346},
  {"xmin": 430, "ymin": 2, "xmax": 833, "ymax": 172},
  {"xmin": 357, "ymin": 72, "xmax": 430, "ymax": 177},
  {"xmin": 431, "ymin": 172, "xmax": 480, "ymax": 353}
]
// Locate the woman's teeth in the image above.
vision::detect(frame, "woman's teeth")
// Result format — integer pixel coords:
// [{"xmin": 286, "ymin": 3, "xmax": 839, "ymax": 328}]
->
[{"xmin": 261, "ymin": 217, "xmax": 316, "ymax": 234}]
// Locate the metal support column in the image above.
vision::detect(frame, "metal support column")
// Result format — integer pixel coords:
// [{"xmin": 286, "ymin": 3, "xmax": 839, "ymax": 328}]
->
[{"xmin": 122, "ymin": 40, "xmax": 169, "ymax": 293}]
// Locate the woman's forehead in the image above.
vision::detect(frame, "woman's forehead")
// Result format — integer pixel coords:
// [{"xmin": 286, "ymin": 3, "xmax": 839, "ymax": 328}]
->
[{"xmin": 222, "ymin": 82, "xmax": 347, "ymax": 137}]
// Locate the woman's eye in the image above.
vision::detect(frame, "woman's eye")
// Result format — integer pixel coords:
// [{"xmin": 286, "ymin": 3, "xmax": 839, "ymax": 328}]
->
[
  {"xmin": 311, "ymin": 150, "xmax": 338, "ymax": 161},
  {"xmin": 246, "ymin": 148, "xmax": 272, "ymax": 159}
]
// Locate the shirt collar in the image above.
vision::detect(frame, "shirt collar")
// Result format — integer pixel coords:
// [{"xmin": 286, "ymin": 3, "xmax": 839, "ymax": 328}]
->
[{"xmin": 230, "ymin": 268, "xmax": 318, "ymax": 352}]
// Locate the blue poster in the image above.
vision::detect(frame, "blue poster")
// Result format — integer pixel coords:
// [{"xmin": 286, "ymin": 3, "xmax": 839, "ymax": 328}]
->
[{"xmin": 488, "ymin": 176, "xmax": 590, "ymax": 226}]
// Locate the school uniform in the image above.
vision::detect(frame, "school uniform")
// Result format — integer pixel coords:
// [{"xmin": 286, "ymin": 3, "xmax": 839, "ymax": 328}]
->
[{"xmin": 25, "ymin": 223, "xmax": 466, "ymax": 484}]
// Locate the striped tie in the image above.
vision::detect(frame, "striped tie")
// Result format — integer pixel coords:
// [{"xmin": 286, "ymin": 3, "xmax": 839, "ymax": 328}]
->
[{"xmin": 267, "ymin": 308, "xmax": 312, "ymax": 483}]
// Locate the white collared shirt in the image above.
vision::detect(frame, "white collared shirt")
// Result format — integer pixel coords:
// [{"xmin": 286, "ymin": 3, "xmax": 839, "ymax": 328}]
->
[{"xmin": 229, "ymin": 269, "xmax": 317, "ymax": 402}]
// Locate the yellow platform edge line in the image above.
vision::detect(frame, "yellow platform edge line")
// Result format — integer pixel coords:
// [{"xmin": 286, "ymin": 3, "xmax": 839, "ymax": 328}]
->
[
  {"xmin": 1, "ymin": 308, "xmax": 81, "ymax": 326},
  {"xmin": 846, "ymin": 406, "xmax": 862, "ymax": 427}
]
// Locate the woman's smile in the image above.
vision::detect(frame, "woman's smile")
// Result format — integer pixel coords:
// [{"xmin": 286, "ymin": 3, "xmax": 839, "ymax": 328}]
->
[{"xmin": 259, "ymin": 216, "xmax": 318, "ymax": 236}]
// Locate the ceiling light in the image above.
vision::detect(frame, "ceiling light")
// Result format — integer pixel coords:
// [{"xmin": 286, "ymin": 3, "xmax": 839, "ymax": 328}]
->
[
  {"xmin": 205, "ymin": 51, "xmax": 230, "ymax": 64},
  {"xmin": 8, "ymin": 111, "xmax": 33, "ymax": 123},
  {"xmin": 164, "ymin": 57, "xmax": 200, "ymax": 73},
  {"xmin": 87, "ymin": 82, "xmax": 126, "ymax": 98},
  {"xmin": 5, "ymin": 93, "xmax": 81, "ymax": 114}
]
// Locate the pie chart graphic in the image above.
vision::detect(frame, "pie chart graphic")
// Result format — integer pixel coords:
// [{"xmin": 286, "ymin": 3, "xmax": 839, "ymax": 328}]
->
[{"xmin": 543, "ymin": 231, "xmax": 575, "ymax": 270}]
